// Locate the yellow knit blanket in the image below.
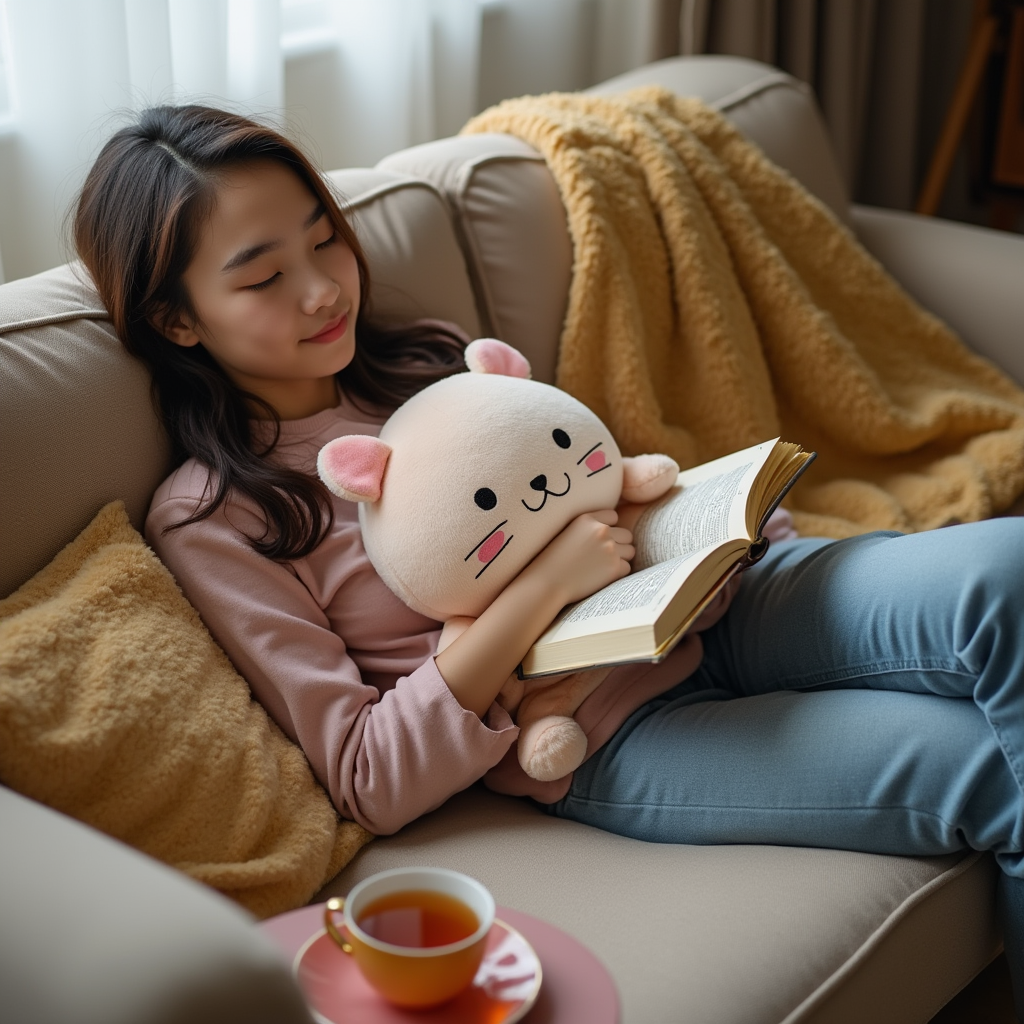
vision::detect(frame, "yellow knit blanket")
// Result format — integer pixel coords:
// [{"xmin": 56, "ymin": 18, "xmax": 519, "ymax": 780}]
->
[{"xmin": 463, "ymin": 89, "xmax": 1024, "ymax": 537}]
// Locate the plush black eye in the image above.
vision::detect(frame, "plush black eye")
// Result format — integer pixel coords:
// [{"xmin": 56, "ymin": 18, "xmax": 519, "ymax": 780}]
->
[
  {"xmin": 552, "ymin": 429, "xmax": 571, "ymax": 449},
  {"xmin": 474, "ymin": 487, "xmax": 497, "ymax": 511}
]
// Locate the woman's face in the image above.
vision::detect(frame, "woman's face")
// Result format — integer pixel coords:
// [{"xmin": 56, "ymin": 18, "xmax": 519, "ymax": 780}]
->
[{"xmin": 166, "ymin": 160, "xmax": 360, "ymax": 419}]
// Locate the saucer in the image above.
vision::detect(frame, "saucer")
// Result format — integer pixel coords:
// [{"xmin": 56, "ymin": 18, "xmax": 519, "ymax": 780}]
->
[{"xmin": 294, "ymin": 918, "xmax": 542, "ymax": 1024}]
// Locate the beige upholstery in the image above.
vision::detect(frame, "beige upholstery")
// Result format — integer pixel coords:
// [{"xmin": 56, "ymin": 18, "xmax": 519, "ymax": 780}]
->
[
  {"xmin": 850, "ymin": 204, "xmax": 1024, "ymax": 386},
  {"xmin": 0, "ymin": 785, "xmax": 314, "ymax": 1024},
  {"xmin": 380, "ymin": 134, "xmax": 571, "ymax": 385},
  {"xmin": 2, "ymin": 55, "xmax": 1022, "ymax": 1024},
  {"xmin": 0, "ymin": 265, "xmax": 170, "ymax": 599},
  {"xmin": 326, "ymin": 168, "xmax": 481, "ymax": 339},
  {"xmin": 588, "ymin": 55, "xmax": 850, "ymax": 221},
  {"xmin": 380, "ymin": 56, "xmax": 850, "ymax": 388},
  {"xmin": 323, "ymin": 788, "xmax": 999, "ymax": 1024},
  {"xmin": 0, "ymin": 170, "xmax": 478, "ymax": 600}
]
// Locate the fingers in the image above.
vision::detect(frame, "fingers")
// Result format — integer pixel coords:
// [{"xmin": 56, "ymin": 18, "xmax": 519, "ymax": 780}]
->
[
  {"xmin": 578, "ymin": 513, "xmax": 632, "ymax": 548},
  {"xmin": 589, "ymin": 516, "xmax": 634, "ymax": 565},
  {"xmin": 606, "ymin": 524, "xmax": 634, "ymax": 564}
]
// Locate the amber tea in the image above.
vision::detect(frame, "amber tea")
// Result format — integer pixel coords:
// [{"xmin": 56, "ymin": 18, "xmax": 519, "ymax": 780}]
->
[
  {"xmin": 356, "ymin": 889, "xmax": 480, "ymax": 948},
  {"xmin": 325, "ymin": 868, "xmax": 495, "ymax": 1007}
]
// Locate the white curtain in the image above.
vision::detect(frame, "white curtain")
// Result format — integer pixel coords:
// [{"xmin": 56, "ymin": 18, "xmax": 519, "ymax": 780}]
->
[
  {"xmin": 281, "ymin": 0, "xmax": 673, "ymax": 173},
  {"xmin": 0, "ymin": 0, "xmax": 281, "ymax": 281},
  {"xmin": 281, "ymin": 0, "xmax": 481, "ymax": 170},
  {"xmin": 0, "ymin": 0, "xmax": 674, "ymax": 282}
]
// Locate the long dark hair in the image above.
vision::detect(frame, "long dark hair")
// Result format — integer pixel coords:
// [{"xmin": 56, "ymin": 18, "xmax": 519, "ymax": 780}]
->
[{"xmin": 74, "ymin": 105, "xmax": 465, "ymax": 560}]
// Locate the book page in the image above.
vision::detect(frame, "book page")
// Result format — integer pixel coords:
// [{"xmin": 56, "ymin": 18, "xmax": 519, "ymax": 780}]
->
[
  {"xmin": 630, "ymin": 439, "xmax": 781, "ymax": 569},
  {"xmin": 631, "ymin": 463, "xmax": 752, "ymax": 570},
  {"xmin": 559, "ymin": 553, "xmax": 691, "ymax": 626},
  {"xmin": 533, "ymin": 549, "xmax": 706, "ymax": 646}
]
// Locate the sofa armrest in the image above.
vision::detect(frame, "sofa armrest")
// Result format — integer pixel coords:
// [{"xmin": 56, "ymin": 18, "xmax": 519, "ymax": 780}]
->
[
  {"xmin": 0, "ymin": 786, "xmax": 312, "ymax": 1024},
  {"xmin": 851, "ymin": 204, "xmax": 1024, "ymax": 387}
]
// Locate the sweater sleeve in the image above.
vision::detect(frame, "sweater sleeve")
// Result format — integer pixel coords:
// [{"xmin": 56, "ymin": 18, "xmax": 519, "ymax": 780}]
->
[{"xmin": 146, "ymin": 483, "xmax": 516, "ymax": 836}]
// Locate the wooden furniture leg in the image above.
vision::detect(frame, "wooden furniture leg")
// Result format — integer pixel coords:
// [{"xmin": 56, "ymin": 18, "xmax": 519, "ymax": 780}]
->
[
  {"xmin": 993, "ymin": 6, "xmax": 1024, "ymax": 188},
  {"xmin": 915, "ymin": 12, "xmax": 999, "ymax": 215}
]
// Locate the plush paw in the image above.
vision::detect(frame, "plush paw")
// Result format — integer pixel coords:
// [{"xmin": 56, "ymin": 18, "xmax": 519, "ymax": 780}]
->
[
  {"xmin": 620, "ymin": 453, "xmax": 679, "ymax": 504},
  {"xmin": 518, "ymin": 715, "xmax": 588, "ymax": 781}
]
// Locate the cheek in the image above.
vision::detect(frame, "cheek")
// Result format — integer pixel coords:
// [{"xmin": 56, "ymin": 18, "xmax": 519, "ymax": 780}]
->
[
  {"xmin": 477, "ymin": 530, "xmax": 505, "ymax": 563},
  {"xmin": 229, "ymin": 295, "xmax": 292, "ymax": 347},
  {"xmin": 330, "ymin": 244, "xmax": 361, "ymax": 304},
  {"xmin": 197, "ymin": 298, "xmax": 290, "ymax": 373}
]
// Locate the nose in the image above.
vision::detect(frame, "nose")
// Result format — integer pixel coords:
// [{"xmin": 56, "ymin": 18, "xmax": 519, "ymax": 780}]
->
[
  {"xmin": 530, "ymin": 475, "xmax": 547, "ymax": 491},
  {"xmin": 300, "ymin": 268, "xmax": 340, "ymax": 314}
]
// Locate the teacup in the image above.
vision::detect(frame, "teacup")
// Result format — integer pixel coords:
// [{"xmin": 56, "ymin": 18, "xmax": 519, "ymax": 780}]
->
[{"xmin": 323, "ymin": 867, "xmax": 495, "ymax": 1008}]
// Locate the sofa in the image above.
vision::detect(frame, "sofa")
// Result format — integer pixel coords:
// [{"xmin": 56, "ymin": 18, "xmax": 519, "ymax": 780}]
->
[{"xmin": 3, "ymin": 55, "xmax": 1024, "ymax": 1024}]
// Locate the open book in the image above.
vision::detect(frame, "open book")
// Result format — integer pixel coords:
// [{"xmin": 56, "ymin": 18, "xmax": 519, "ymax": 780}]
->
[{"xmin": 518, "ymin": 438, "xmax": 815, "ymax": 678}]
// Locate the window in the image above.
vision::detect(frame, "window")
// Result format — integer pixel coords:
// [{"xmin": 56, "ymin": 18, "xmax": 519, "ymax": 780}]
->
[
  {"xmin": 0, "ymin": 2, "xmax": 11, "ymax": 125},
  {"xmin": 280, "ymin": 0, "xmax": 336, "ymax": 59}
]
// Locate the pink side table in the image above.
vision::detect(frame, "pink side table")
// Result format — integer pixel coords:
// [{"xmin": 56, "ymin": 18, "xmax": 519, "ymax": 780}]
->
[{"xmin": 261, "ymin": 901, "xmax": 620, "ymax": 1024}]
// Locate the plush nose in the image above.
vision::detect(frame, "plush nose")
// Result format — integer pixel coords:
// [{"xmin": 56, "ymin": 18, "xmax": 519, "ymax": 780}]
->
[{"xmin": 530, "ymin": 474, "xmax": 547, "ymax": 491}]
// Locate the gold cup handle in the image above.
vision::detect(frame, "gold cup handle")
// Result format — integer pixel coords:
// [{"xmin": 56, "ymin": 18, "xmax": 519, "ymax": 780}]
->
[{"xmin": 324, "ymin": 897, "xmax": 354, "ymax": 954}]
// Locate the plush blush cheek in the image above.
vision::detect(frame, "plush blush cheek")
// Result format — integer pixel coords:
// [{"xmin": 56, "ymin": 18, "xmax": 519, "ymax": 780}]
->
[
  {"xmin": 585, "ymin": 451, "xmax": 607, "ymax": 472},
  {"xmin": 478, "ymin": 531, "xmax": 505, "ymax": 563}
]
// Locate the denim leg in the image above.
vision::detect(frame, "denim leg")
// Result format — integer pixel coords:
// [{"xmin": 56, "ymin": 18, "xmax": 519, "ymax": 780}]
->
[
  {"xmin": 553, "ymin": 520, "xmax": 1024, "ymax": 873},
  {"xmin": 557, "ymin": 684, "xmax": 1024, "ymax": 864},
  {"xmin": 702, "ymin": 520, "xmax": 1024, "ymax": 823},
  {"xmin": 552, "ymin": 520, "xmax": 1024, "ymax": 1011}
]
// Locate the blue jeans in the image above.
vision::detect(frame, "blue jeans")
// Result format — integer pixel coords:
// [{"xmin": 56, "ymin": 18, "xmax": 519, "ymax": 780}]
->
[{"xmin": 550, "ymin": 520, "xmax": 1024, "ymax": 1003}]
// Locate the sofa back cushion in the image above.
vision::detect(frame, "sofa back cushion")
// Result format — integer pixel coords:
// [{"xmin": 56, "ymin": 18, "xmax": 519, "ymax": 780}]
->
[
  {"xmin": 0, "ymin": 264, "xmax": 167, "ymax": 602},
  {"xmin": 0, "ymin": 170, "xmax": 478, "ymax": 599},
  {"xmin": 380, "ymin": 56, "xmax": 848, "ymax": 387}
]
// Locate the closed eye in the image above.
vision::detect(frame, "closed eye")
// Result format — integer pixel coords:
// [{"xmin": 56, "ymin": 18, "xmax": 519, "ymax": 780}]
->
[
  {"xmin": 244, "ymin": 233, "xmax": 335, "ymax": 291},
  {"xmin": 246, "ymin": 272, "xmax": 280, "ymax": 292}
]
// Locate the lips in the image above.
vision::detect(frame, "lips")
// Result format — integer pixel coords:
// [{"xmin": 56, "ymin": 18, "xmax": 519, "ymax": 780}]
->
[{"xmin": 303, "ymin": 312, "xmax": 348, "ymax": 344}]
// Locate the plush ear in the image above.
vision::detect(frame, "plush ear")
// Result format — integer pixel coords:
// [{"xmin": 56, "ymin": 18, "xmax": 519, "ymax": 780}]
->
[
  {"xmin": 620, "ymin": 454, "xmax": 680, "ymax": 504},
  {"xmin": 317, "ymin": 436, "xmax": 392, "ymax": 503},
  {"xmin": 464, "ymin": 337, "xmax": 531, "ymax": 379}
]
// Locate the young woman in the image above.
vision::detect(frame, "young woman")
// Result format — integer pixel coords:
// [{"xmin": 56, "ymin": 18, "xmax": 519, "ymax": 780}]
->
[{"xmin": 74, "ymin": 105, "xmax": 1024, "ymax": 1007}]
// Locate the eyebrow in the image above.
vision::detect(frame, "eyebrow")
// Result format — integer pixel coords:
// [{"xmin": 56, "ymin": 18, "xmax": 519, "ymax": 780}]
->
[{"xmin": 220, "ymin": 201, "xmax": 327, "ymax": 273}]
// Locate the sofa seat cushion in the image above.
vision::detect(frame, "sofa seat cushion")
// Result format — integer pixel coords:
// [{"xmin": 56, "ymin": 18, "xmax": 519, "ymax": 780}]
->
[{"xmin": 320, "ymin": 786, "xmax": 999, "ymax": 1024}]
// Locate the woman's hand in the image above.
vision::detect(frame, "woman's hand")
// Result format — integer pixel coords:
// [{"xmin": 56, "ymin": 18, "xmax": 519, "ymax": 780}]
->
[
  {"xmin": 527, "ymin": 509, "xmax": 634, "ymax": 606},
  {"xmin": 434, "ymin": 509, "xmax": 633, "ymax": 719}
]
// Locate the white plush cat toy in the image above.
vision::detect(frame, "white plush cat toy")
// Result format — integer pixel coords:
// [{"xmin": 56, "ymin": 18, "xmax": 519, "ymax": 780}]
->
[{"xmin": 317, "ymin": 338, "xmax": 679, "ymax": 782}]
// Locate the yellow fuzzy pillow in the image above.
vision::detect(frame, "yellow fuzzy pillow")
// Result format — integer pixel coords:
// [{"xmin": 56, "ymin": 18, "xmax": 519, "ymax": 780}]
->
[{"xmin": 0, "ymin": 501, "xmax": 372, "ymax": 919}]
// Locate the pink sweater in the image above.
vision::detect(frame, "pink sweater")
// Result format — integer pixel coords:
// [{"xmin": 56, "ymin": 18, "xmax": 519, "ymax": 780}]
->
[{"xmin": 146, "ymin": 395, "xmax": 715, "ymax": 834}]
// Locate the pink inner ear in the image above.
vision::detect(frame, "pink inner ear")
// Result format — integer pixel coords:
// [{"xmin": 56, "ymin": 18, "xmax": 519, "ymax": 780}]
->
[
  {"xmin": 464, "ymin": 338, "xmax": 531, "ymax": 379},
  {"xmin": 318, "ymin": 436, "xmax": 390, "ymax": 502}
]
